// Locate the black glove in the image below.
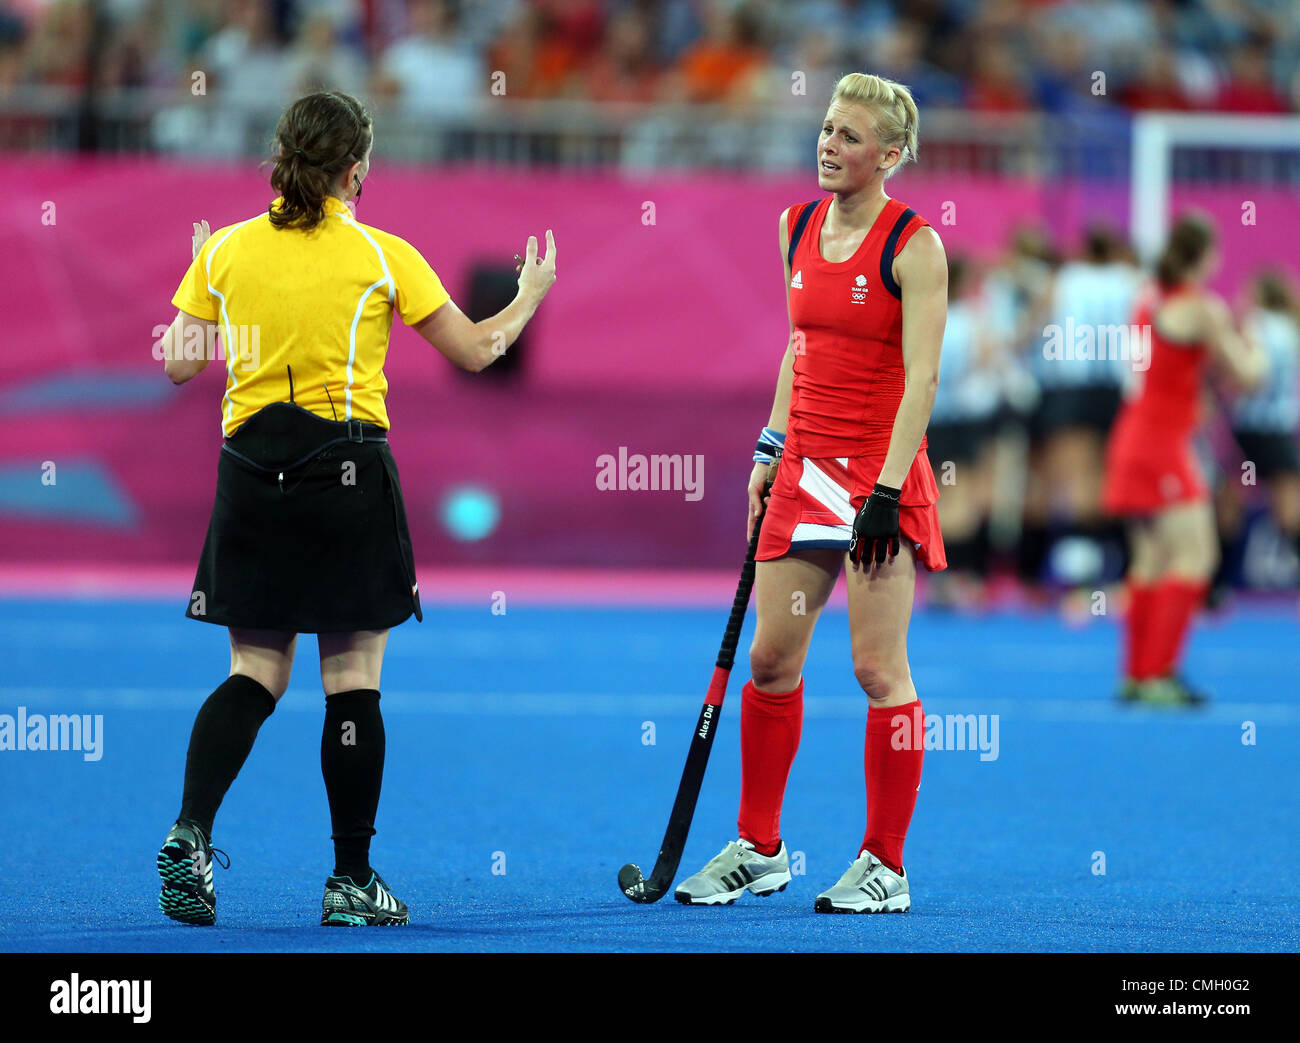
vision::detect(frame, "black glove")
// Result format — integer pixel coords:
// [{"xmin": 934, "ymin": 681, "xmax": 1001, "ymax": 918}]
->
[{"xmin": 849, "ymin": 483, "xmax": 901, "ymax": 568}]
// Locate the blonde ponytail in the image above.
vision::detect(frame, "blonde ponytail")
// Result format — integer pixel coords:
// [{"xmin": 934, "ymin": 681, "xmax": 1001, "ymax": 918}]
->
[{"xmin": 830, "ymin": 73, "xmax": 919, "ymax": 178}]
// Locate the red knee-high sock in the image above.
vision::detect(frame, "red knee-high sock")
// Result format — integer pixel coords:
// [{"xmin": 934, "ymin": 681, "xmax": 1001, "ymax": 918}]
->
[
  {"xmin": 1147, "ymin": 578, "xmax": 1208, "ymax": 677},
  {"xmin": 861, "ymin": 701, "xmax": 924, "ymax": 874},
  {"xmin": 1126, "ymin": 581, "xmax": 1160, "ymax": 680},
  {"xmin": 737, "ymin": 679, "xmax": 803, "ymax": 854}
]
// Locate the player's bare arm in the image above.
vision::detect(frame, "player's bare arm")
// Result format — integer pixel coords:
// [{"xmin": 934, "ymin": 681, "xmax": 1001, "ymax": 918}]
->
[
  {"xmin": 748, "ymin": 206, "xmax": 799, "ymax": 539},
  {"xmin": 1202, "ymin": 293, "xmax": 1267, "ymax": 392},
  {"xmin": 877, "ymin": 225, "xmax": 947, "ymax": 490}
]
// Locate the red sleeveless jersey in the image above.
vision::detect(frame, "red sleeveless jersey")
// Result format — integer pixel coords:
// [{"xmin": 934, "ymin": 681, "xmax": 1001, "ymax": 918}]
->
[
  {"xmin": 1103, "ymin": 285, "xmax": 1211, "ymax": 514},
  {"xmin": 1123, "ymin": 286, "xmax": 1209, "ymax": 436},
  {"xmin": 785, "ymin": 196, "xmax": 931, "ymax": 458}
]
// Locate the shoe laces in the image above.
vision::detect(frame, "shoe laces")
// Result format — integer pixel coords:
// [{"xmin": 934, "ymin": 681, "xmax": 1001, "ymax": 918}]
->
[
  {"xmin": 191, "ymin": 842, "xmax": 230, "ymax": 874},
  {"xmin": 848, "ymin": 850, "xmax": 877, "ymax": 879},
  {"xmin": 703, "ymin": 842, "xmax": 746, "ymax": 871},
  {"xmin": 175, "ymin": 820, "xmax": 231, "ymax": 871}
]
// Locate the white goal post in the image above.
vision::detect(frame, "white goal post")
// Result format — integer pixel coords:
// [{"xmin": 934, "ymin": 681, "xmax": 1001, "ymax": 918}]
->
[{"xmin": 1130, "ymin": 112, "xmax": 1300, "ymax": 263}]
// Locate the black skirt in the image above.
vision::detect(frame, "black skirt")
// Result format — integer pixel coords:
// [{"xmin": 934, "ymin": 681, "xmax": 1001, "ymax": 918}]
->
[
  {"xmin": 1031, "ymin": 384, "xmax": 1124, "ymax": 439},
  {"xmin": 1232, "ymin": 427, "xmax": 1300, "ymax": 480},
  {"xmin": 925, "ymin": 417, "xmax": 998, "ymax": 466},
  {"xmin": 186, "ymin": 403, "xmax": 423, "ymax": 633}
]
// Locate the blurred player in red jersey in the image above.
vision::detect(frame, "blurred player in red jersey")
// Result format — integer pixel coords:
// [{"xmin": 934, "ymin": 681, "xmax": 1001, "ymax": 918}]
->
[
  {"xmin": 675, "ymin": 73, "xmax": 948, "ymax": 913},
  {"xmin": 1103, "ymin": 215, "xmax": 1265, "ymax": 706}
]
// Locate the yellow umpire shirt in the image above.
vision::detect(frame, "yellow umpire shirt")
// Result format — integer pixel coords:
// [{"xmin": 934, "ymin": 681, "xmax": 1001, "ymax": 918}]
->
[{"xmin": 172, "ymin": 196, "xmax": 450, "ymax": 436}]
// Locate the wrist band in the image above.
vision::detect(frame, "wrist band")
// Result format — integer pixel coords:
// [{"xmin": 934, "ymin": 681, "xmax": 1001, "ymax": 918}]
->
[
  {"xmin": 871, "ymin": 482, "xmax": 901, "ymax": 503},
  {"xmin": 754, "ymin": 426, "xmax": 786, "ymax": 464}
]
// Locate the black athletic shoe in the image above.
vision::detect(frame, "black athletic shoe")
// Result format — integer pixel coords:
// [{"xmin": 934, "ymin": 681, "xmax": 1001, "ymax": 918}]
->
[
  {"xmin": 321, "ymin": 870, "xmax": 410, "ymax": 926},
  {"xmin": 1169, "ymin": 674, "xmax": 1211, "ymax": 706},
  {"xmin": 157, "ymin": 819, "xmax": 229, "ymax": 926},
  {"xmin": 1204, "ymin": 582, "xmax": 1232, "ymax": 615}
]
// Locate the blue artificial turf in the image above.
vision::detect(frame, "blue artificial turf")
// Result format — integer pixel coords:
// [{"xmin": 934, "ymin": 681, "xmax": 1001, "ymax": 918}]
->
[{"xmin": 0, "ymin": 596, "xmax": 1296, "ymax": 953}]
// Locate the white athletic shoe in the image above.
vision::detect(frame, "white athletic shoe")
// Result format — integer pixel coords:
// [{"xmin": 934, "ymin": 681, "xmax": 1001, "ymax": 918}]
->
[
  {"xmin": 813, "ymin": 849, "xmax": 910, "ymax": 913},
  {"xmin": 674, "ymin": 839, "xmax": 791, "ymax": 905}
]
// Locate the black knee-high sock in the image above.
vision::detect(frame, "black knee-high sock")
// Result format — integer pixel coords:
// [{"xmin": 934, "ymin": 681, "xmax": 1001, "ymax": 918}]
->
[
  {"xmin": 321, "ymin": 689, "xmax": 385, "ymax": 881},
  {"xmin": 1018, "ymin": 520, "xmax": 1048, "ymax": 583},
  {"xmin": 1211, "ymin": 526, "xmax": 1235, "ymax": 591},
  {"xmin": 179, "ymin": 674, "xmax": 276, "ymax": 838},
  {"xmin": 1078, "ymin": 518, "xmax": 1126, "ymax": 584},
  {"xmin": 944, "ymin": 533, "xmax": 975, "ymax": 575},
  {"xmin": 969, "ymin": 519, "xmax": 991, "ymax": 579}
]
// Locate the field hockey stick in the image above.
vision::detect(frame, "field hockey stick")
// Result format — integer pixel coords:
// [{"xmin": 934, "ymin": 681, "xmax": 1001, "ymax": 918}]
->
[{"xmin": 617, "ymin": 454, "xmax": 780, "ymax": 904}]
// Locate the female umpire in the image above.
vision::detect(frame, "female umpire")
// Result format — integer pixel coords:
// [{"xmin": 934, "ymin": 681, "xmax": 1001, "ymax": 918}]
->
[{"xmin": 154, "ymin": 90, "xmax": 556, "ymax": 926}]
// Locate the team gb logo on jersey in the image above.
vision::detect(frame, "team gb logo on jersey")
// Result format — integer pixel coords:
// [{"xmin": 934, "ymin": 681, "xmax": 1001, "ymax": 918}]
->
[{"xmin": 851, "ymin": 273, "xmax": 869, "ymax": 304}]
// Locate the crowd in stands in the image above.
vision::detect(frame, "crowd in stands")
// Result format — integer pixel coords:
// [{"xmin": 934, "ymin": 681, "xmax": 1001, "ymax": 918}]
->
[{"xmin": 1, "ymin": 0, "xmax": 1299, "ymax": 116}]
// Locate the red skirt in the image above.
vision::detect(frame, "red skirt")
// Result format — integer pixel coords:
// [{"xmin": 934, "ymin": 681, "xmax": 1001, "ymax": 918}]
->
[
  {"xmin": 757, "ymin": 450, "xmax": 947, "ymax": 571},
  {"xmin": 1103, "ymin": 413, "xmax": 1208, "ymax": 516}
]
